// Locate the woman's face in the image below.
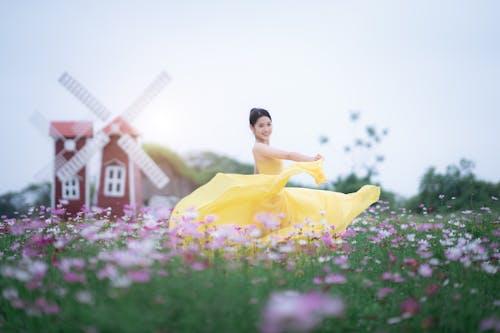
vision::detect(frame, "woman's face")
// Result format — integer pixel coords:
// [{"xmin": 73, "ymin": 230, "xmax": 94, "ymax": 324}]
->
[{"xmin": 251, "ymin": 116, "xmax": 273, "ymax": 142}]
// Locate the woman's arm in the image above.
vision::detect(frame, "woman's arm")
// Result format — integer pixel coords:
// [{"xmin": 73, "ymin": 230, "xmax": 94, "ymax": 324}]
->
[{"xmin": 254, "ymin": 143, "xmax": 322, "ymax": 162}]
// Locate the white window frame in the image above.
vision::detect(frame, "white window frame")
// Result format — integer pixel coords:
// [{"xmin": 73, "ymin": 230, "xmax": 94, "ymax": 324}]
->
[
  {"xmin": 104, "ymin": 165, "xmax": 126, "ymax": 197},
  {"xmin": 62, "ymin": 176, "xmax": 80, "ymax": 200}
]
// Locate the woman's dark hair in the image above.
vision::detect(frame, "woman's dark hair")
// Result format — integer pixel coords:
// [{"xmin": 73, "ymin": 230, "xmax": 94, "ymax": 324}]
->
[{"xmin": 249, "ymin": 108, "xmax": 272, "ymax": 126}]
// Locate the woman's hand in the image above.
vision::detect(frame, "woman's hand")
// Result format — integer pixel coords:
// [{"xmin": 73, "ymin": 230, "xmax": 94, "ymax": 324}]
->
[{"xmin": 313, "ymin": 154, "xmax": 323, "ymax": 161}]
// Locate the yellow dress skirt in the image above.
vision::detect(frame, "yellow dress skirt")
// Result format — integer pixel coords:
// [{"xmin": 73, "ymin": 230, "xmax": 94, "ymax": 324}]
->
[{"xmin": 169, "ymin": 159, "xmax": 380, "ymax": 241}]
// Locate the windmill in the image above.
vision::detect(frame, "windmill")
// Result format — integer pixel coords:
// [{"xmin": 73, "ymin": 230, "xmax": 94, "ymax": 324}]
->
[
  {"xmin": 56, "ymin": 71, "xmax": 171, "ymax": 214},
  {"xmin": 30, "ymin": 111, "xmax": 94, "ymax": 214}
]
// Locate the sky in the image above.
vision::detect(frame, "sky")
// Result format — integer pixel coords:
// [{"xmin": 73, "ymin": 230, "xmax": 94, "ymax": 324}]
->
[{"xmin": 0, "ymin": 0, "xmax": 499, "ymax": 198}]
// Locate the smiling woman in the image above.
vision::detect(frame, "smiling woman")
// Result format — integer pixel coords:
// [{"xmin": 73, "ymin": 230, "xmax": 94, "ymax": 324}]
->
[{"xmin": 170, "ymin": 107, "xmax": 380, "ymax": 241}]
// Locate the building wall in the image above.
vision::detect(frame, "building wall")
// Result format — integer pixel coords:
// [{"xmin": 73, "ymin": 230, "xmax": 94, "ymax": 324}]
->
[
  {"xmin": 133, "ymin": 162, "xmax": 143, "ymax": 208},
  {"xmin": 53, "ymin": 137, "xmax": 88, "ymax": 215},
  {"xmin": 97, "ymin": 135, "xmax": 131, "ymax": 216}
]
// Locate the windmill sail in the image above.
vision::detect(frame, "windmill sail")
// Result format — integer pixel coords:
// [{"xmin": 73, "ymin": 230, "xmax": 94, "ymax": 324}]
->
[
  {"xmin": 117, "ymin": 134, "xmax": 170, "ymax": 189},
  {"xmin": 59, "ymin": 72, "xmax": 112, "ymax": 122},
  {"xmin": 121, "ymin": 71, "xmax": 170, "ymax": 123},
  {"xmin": 56, "ymin": 132, "xmax": 110, "ymax": 181},
  {"xmin": 31, "ymin": 111, "xmax": 95, "ymax": 179}
]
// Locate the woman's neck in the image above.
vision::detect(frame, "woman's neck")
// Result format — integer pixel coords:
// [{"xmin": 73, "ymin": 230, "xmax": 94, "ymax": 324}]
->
[{"xmin": 255, "ymin": 138, "xmax": 269, "ymax": 145}]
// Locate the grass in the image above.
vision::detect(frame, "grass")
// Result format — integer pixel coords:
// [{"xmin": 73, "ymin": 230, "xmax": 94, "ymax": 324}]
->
[{"xmin": 0, "ymin": 203, "xmax": 499, "ymax": 332}]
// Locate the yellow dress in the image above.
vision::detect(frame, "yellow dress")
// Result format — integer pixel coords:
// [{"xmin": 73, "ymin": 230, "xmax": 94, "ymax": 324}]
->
[{"xmin": 169, "ymin": 159, "xmax": 380, "ymax": 240}]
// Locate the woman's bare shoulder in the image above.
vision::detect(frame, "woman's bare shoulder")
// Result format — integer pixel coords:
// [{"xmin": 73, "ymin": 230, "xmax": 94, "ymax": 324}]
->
[
  {"xmin": 253, "ymin": 142, "xmax": 267, "ymax": 151},
  {"xmin": 253, "ymin": 143, "xmax": 290, "ymax": 160}
]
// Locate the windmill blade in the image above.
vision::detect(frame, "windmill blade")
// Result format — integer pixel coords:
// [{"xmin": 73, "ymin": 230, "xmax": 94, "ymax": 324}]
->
[
  {"xmin": 30, "ymin": 111, "xmax": 70, "ymax": 170},
  {"xmin": 31, "ymin": 110, "xmax": 94, "ymax": 144},
  {"xmin": 33, "ymin": 160, "xmax": 54, "ymax": 182},
  {"xmin": 117, "ymin": 134, "xmax": 169, "ymax": 189},
  {"xmin": 54, "ymin": 151, "xmax": 68, "ymax": 171},
  {"xmin": 56, "ymin": 131, "xmax": 110, "ymax": 181},
  {"xmin": 120, "ymin": 71, "xmax": 170, "ymax": 123},
  {"xmin": 59, "ymin": 72, "xmax": 112, "ymax": 122},
  {"xmin": 33, "ymin": 153, "xmax": 66, "ymax": 181},
  {"xmin": 30, "ymin": 110, "xmax": 65, "ymax": 139}
]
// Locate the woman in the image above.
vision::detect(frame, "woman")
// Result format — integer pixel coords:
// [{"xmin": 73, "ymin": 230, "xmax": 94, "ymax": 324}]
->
[
  {"xmin": 250, "ymin": 108, "xmax": 323, "ymax": 174},
  {"xmin": 169, "ymin": 108, "xmax": 380, "ymax": 241}
]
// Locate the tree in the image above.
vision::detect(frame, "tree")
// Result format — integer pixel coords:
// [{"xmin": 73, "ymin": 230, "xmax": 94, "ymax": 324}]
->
[
  {"xmin": 320, "ymin": 111, "xmax": 394, "ymax": 203},
  {"xmin": 407, "ymin": 158, "xmax": 500, "ymax": 213},
  {"xmin": 341, "ymin": 111, "xmax": 388, "ymax": 179},
  {"xmin": 0, "ymin": 182, "xmax": 50, "ymax": 217},
  {"xmin": 0, "ymin": 192, "xmax": 18, "ymax": 217},
  {"xmin": 185, "ymin": 151, "xmax": 254, "ymax": 185}
]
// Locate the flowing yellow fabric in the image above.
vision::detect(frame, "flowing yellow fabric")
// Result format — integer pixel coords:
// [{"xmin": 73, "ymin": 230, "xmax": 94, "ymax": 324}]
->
[{"xmin": 170, "ymin": 159, "xmax": 380, "ymax": 239}]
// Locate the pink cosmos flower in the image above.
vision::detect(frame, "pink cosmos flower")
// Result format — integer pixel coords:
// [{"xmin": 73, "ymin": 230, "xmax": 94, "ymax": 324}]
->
[
  {"xmin": 11, "ymin": 298, "xmax": 25, "ymax": 309},
  {"xmin": 29, "ymin": 261, "xmax": 48, "ymax": 280},
  {"xmin": 377, "ymin": 287, "xmax": 395, "ymax": 299},
  {"xmin": 127, "ymin": 270, "xmax": 151, "ymax": 283},
  {"xmin": 403, "ymin": 257, "xmax": 418, "ymax": 267},
  {"xmin": 179, "ymin": 221, "xmax": 204, "ymax": 239},
  {"xmin": 255, "ymin": 213, "xmax": 281, "ymax": 231},
  {"xmin": 393, "ymin": 276, "xmax": 406, "ymax": 283},
  {"xmin": 96, "ymin": 264, "xmax": 118, "ymax": 280},
  {"xmin": 418, "ymin": 264, "xmax": 433, "ymax": 277},
  {"xmin": 59, "ymin": 258, "xmax": 86, "ymax": 272},
  {"xmin": 156, "ymin": 269, "xmax": 168, "ymax": 277},
  {"xmin": 333, "ymin": 255, "xmax": 348, "ymax": 266},
  {"xmin": 445, "ymin": 247, "xmax": 463, "ymax": 261},
  {"xmin": 321, "ymin": 232, "xmax": 334, "ymax": 247},
  {"xmin": 324, "ymin": 273, "xmax": 347, "ymax": 284},
  {"xmin": 205, "ymin": 214, "xmax": 217, "ymax": 223},
  {"xmin": 426, "ymin": 284, "xmax": 440, "ymax": 296},
  {"xmin": 63, "ymin": 272, "xmax": 86, "ymax": 284},
  {"xmin": 35, "ymin": 297, "xmax": 60, "ymax": 314},
  {"xmin": 339, "ymin": 229, "xmax": 356, "ymax": 239},
  {"xmin": 313, "ymin": 276, "xmax": 323, "ymax": 284},
  {"xmin": 191, "ymin": 262, "xmax": 207, "ymax": 271},
  {"xmin": 388, "ymin": 252, "xmax": 396, "ymax": 264},
  {"xmin": 51, "ymin": 207, "xmax": 66, "ymax": 216},
  {"xmin": 400, "ymin": 297, "xmax": 420, "ymax": 316},
  {"xmin": 260, "ymin": 290, "xmax": 344, "ymax": 333},
  {"xmin": 479, "ymin": 317, "xmax": 500, "ymax": 331}
]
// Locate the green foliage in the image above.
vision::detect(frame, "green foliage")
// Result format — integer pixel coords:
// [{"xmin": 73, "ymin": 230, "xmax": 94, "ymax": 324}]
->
[
  {"xmin": 0, "ymin": 192, "xmax": 17, "ymax": 217},
  {"xmin": 328, "ymin": 172, "xmax": 397, "ymax": 204},
  {"xmin": 320, "ymin": 111, "xmax": 392, "ymax": 201},
  {"xmin": 0, "ymin": 182, "xmax": 50, "ymax": 216},
  {"xmin": 142, "ymin": 143, "xmax": 199, "ymax": 184},
  {"xmin": 331, "ymin": 173, "xmax": 372, "ymax": 194},
  {"xmin": 1, "ymin": 210, "xmax": 498, "ymax": 332},
  {"xmin": 142, "ymin": 145, "xmax": 254, "ymax": 186},
  {"xmin": 186, "ymin": 151, "xmax": 254, "ymax": 185},
  {"xmin": 0, "ymin": 145, "xmax": 254, "ymax": 216},
  {"xmin": 406, "ymin": 158, "xmax": 500, "ymax": 213},
  {"xmin": 324, "ymin": 110, "xmax": 389, "ymax": 179}
]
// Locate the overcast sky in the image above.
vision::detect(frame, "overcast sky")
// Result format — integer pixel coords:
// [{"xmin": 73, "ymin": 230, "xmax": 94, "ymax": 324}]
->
[{"xmin": 1, "ymin": 0, "xmax": 499, "ymax": 198}]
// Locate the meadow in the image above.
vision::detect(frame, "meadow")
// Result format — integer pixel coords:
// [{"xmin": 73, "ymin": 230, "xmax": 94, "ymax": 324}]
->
[{"xmin": 0, "ymin": 200, "xmax": 499, "ymax": 333}]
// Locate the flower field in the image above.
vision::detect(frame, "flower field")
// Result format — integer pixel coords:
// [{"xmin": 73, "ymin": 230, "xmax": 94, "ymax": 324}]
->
[{"xmin": 1, "ymin": 201, "xmax": 499, "ymax": 332}]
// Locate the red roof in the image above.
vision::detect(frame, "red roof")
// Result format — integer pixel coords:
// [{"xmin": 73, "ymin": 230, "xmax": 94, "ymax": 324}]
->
[
  {"xmin": 102, "ymin": 116, "xmax": 140, "ymax": 137},
  {"xmin": 50, "ymin": 121, "xmax": 93, "ymax": 138}
]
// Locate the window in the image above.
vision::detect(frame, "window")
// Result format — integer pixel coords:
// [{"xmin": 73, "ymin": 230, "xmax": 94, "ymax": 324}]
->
[
  {"xmin": 62, "ymin": 176, "xmax": 80, "ymax": 200},
  {"xmin": 104, "ymin": 165, "xmax": 126, "ymax": 197}
]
